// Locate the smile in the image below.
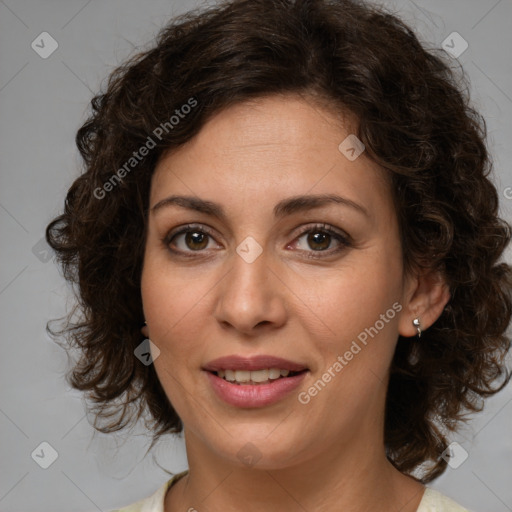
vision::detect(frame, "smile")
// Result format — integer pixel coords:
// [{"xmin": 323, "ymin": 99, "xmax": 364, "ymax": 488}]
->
[
  {"xmin": 203, "ymin": 354, "xmax": 309, "ymax": 407},
  {"xmin": 205, "ymin": 371, "xmax": 308, "ymax": 408},
  {"xmin": 215, "ymin": 368, "xmax": 302, "ymax": 384}
]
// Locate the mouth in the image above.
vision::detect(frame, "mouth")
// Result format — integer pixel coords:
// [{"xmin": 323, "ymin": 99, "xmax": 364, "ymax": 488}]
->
[
  {"xmin": 203, "ymin": 354, "xmax": 308, "ymax": 376},
  {"xmin": 212, "ymin": 368, "xmax": 307, "ymax": 385},
  {"xmin": 203, "ymin": 355, "xmax": 309, "ymax": 407}
]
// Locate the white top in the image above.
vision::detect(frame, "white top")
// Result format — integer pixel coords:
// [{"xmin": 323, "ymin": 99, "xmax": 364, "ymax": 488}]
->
[{"xmin": 110, "ymin": 471, "xmax": 472, "ymax": 512}]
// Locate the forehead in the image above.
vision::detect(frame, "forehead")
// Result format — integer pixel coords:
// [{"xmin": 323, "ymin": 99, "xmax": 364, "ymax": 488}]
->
[{"xmin": 150, "ymin": 95, "xmax": 393, "ymax": 221}]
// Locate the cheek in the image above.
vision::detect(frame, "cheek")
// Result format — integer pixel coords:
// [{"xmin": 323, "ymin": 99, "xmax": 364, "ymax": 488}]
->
[
  {"xmin": 141, "ymin": 253, "xmax": 217, "ymax": 366},
  {"xmin": 309, "ymin": 245, "xmax": 403, "ymax": 362},
  {"xmin": 140, "ymin": 260, "xmax": 209, "ymax": 415}
]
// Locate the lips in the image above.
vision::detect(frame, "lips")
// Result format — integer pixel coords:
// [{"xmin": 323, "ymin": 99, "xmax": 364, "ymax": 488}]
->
[
  {"xmin": 203, "ymin": 355, "xmax": 308, "ymax": 372},
  {"xmin": 203, "ymin": 355, "xmax": 309, "ymax": 408}
]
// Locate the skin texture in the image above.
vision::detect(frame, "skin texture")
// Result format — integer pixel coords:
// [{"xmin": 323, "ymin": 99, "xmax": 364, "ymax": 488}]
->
[{"xmin": 140, "ymin": 94, "xmax": 450, "ymax": 512}]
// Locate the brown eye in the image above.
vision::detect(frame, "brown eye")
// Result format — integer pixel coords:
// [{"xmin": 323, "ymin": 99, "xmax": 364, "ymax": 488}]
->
[
  {"xmin": 164, "ymin": 224, "xmax": 218, "ymax": 255},
  {"xmin": 305, "ymin": 231, "xmax": 331, "ymax": 251},
  {"xmin": 182, "ymin": 231, "xmax": 209, "ymax": 250},
  {"xmin": 291, "ymin": 224, "xmax": 351, "ymax": 259}
]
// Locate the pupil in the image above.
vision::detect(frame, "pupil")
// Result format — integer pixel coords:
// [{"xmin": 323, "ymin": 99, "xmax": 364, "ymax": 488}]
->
[
  {"xmin": 186, "ymin": 231, "xmax": 208, "ymax": 250},
  {"xmin": 309, "ymin": 232, "xmax": 330, "ymax": 250},
  {"xmin": 183, "ymin": 231, "xmax": 331, "ymax": 251}
]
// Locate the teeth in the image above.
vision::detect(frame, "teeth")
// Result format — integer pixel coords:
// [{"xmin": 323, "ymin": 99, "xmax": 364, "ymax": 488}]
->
[
  {"xmin": 268, "ymin": 368, "xmax": 281, "ymax": 379},
  {"xmin": 216, "ymin": 368, "xmax": 295, "ymax": 383},
  {"xmin": 235, "ymin": 370, "xmax": 251, "ymax": 382},
  {"xmin": 250, "ymin": 369, "xmax": 269, "ymax": 382}
]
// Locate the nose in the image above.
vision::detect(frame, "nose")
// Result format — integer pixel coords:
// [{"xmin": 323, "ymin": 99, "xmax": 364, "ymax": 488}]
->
[{"xmin": 213, "ymin": 247, "xmax": 288, "ymax": 336}]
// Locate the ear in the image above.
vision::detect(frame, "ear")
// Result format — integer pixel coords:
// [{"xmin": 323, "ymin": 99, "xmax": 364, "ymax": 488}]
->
[
  {"xmin": 141, "ymin": 324, "xmax": 149, "ymax": 338},
  {"xmin": 398, "ymin": 268, "xmax": 451, "ymax": 338}
]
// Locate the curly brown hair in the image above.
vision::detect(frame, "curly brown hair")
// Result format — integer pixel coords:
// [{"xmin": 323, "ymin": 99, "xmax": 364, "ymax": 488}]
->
[{"xmin": 46, "ymin": 0, "xmax": 512, "ymax": 483}]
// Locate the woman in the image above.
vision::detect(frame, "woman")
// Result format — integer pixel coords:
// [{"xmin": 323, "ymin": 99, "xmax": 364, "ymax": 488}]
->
[{"xmin": 46, "ymin": 0, "xmax": 512, "ymax": 510}]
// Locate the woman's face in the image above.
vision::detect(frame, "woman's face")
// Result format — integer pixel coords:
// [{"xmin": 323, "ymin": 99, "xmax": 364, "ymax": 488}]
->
[{"xmin": 141, "ymin": 94, "xmax": 416, "ymax": 469}]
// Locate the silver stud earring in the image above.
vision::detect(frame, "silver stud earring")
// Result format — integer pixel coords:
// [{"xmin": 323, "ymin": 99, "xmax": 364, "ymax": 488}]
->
[{"xmin": 412, "ymin": 317, "xmax": 422, "ymax": 338}]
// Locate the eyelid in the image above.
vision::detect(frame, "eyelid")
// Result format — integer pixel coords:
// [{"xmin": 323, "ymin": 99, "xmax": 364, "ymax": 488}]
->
[
  {"xmin": 163, "ymin": 222, "xmax": 352, "ymax": 257},
  {"xmin": 289, "ymin": 223, "xmax": 352, "ymax": 258},
  {"xmin": 163, "ymin": 223, "xmax": 220, "ymax": 246},
  {"xmin": 292, "ymin": 222, "xmax": 351, "ymax": 243}
]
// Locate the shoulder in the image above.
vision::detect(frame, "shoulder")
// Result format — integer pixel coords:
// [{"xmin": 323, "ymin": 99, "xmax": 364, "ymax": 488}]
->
[
  {"xmin": 109, "ymin": 476, "xmax": 473, "ymax": 512},
  {"xmin": 109, "ymin": 471, "xmax": 188, "ymax": 512},
  {"xmin": 416, "ymin": 487, "xmax": 473, "ymax": 512}
]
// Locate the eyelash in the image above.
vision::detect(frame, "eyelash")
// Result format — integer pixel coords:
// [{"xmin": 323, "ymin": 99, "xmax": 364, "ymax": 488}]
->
[{"xmin": 163, "ymin": 223, "xmax": 352, "ymax": 260}]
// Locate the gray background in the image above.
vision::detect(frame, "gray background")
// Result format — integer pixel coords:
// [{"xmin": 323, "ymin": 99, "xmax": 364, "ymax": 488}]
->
[{"xmin": 1, "ymin": 0, "xmax": 511, "ymax": 510}]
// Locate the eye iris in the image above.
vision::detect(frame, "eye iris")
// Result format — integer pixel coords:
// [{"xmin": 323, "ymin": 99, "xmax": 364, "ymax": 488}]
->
[
  {"xmin": 178, "ymin": 229, "xmax": 335, "ymax": 252},
  {"xmin": 308, "ymin": 232, "xmax": 330, "ymax": 251},
  {"xmin": 185, "ymin": 231, "xmax": 208, "ymax": 250}
]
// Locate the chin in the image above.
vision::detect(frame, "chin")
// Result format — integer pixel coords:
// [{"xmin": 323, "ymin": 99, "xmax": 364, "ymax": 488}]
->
[{"xmin": 205, "ymin": 429, "xmax": 308, "ymax": 470}]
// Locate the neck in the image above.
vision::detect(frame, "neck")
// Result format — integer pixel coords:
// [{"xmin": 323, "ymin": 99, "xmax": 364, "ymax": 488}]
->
[{"xmin": 165, "ymin": 429, "xmax": 425, "ymax": 512}]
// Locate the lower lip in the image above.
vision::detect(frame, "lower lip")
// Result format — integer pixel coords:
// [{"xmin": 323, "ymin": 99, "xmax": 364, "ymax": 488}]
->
[{"xmin": 205, "ymin": 371, "xmax": 308, "ymax": 408}]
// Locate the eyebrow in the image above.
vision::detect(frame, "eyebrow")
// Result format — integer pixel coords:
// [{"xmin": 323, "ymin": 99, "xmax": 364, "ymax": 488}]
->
[{"xmin": 151, "ymin": 193, "xmax": 369, "ymax": 220}]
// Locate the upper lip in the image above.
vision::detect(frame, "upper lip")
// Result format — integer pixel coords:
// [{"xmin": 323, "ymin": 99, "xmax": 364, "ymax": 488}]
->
[{"xmin": 203, "ymin": 355, "xmax": 308, "ymax": 372}]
